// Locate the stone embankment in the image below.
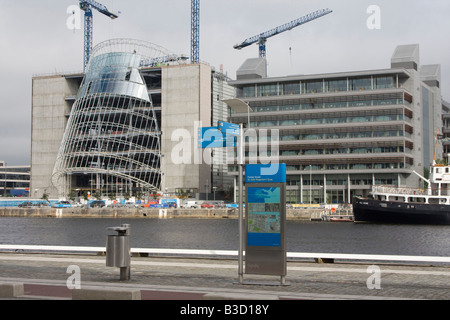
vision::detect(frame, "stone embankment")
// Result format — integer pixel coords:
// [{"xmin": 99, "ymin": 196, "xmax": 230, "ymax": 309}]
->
[{"xmin": 0, "ymin": 207, "xmax": 352, "ymax": 220}]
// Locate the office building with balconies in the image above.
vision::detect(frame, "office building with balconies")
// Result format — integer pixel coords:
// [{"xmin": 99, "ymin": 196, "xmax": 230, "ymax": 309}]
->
[{"xmin": 228, "ymin": 44, "xmax": 443, "ymax": 204}]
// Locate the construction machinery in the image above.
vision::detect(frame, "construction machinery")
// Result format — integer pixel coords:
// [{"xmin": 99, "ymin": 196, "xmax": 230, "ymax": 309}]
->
[
  {"xmin": 191, "ymin": 0, "xmax": 200, "ymax": 63},
  {"xmin": 79, "ymin": 0, "xmax": 119, "ymax": 70},
  {"xmin": 234, "ymin": 8, "xmax": 332, "ymax": 58}
]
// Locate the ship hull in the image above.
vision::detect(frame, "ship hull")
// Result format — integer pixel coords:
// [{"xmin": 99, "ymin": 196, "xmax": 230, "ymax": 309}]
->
[{"xmin": 352, "ymin": 197, "xmax": 450, "ymax": 225}]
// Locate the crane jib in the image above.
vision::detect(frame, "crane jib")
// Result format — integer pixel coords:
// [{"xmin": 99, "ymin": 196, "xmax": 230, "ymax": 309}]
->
[
  {"xmin": 79, "ymin": 0, "xmax": 120, "ymax": 70},
  {"xmin": 233, "ymin": 8, "xmax": 332, "ymax": 51}
]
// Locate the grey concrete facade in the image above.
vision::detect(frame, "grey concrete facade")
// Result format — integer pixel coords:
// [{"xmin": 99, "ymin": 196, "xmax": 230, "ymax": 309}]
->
[
  {"xmin": 30, "ymin": 74, "xmax": 80, "ymax": 199},
  {"xmin": 160, "ymin": 63, "xmax": 212, "ymax": 196}
]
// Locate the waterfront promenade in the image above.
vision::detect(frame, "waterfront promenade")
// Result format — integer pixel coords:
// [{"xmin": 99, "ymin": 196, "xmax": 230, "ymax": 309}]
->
[
  {"xmin": 0, "ymin": 252, "xmax": 448, "ymax": 300},
  {"xmin": 0, "ymin": 206, "xmax": 345, "ymax": 220}
]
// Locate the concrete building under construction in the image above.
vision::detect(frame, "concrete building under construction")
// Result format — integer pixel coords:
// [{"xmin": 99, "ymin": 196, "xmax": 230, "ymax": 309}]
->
[{"xmin": 31, "ymin": 39, "xmax": 234, "ymax": 200}]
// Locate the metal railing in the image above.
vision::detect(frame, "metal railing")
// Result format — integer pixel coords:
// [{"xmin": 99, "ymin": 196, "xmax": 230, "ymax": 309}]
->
[
  {"xmin": 372, "ymin": 185, "xmax": 426, "ymax": 195},
  {"xmin": 0, "ymin": 244, "xmax": 448, "ymax": 264},
  {"xmin": 372, "ymin": 185, "xmax": 450, "ymax": 197}
]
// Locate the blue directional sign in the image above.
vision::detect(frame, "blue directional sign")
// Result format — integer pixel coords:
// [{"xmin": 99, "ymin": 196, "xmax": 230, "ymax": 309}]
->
[
  {"xmin": 198, "ymin": 127, "xmax": 237, "ymax": 148},
  {"xmin": 218, "ymin": 121, "xmax": 240, "ymax": 136},
  {"xmin": 245, "ymin": 163, "xmax": 287, "ymax": 183}
]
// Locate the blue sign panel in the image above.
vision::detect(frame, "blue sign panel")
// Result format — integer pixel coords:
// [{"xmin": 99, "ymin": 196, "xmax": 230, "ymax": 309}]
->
[
  {"xmin": 245, "ymin": 163, "xmax": 286, "ymax": 183},
  {"xmin": 247, "ymin": 187, "xmax": 281, "ymax": 247},
  {"xmin": 244, "ymin": 165, "xmax": 286, "ymax": 277},
  {"xmin": 198, "ymin": 127, "xmax": 237, "ymax": 148},
  {"xmin": 218, "ymin": 121, "xmax": 240, "ymax": 135}
]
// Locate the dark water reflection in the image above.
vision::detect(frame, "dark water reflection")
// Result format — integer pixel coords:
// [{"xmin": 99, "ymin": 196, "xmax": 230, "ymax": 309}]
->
[{"xmin": 0, "ymin": 218, "xmax": 448, "ymax": 256}]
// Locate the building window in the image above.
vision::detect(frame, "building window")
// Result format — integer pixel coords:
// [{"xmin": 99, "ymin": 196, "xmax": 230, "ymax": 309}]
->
[
  {"xmin": 281, "ymin": 134, "xmax": 300, "ymax": 141},
  {"xmin": 257, "ymin": 83, "xmax": 278, "ymax": 97},
  {"xmin": 374, "ymin": 76, "xmax": 395, "ymax": 89},
  {"xmin": 254, "ymin": 105, "xmax": 278, "ymax": 112},
  {"xmin": 280, "ymin": 119, "xmax": 299, "ymax": 126},
  {"xmin": 350, "ymin": 77, "xmax": 372, "ymax": 91},
  {"xmin": 325, "ymin": 101, "xmax": 347, "ymax": 108},
  {"xmin": 242, "ymin": 85, "xmax": 256, "ymax": 98},
  {"xmin": 283, "ymin": 82, "xmax": 300, "ymax": 95},
  {"xmin": 301, "ymin": 80, "xmax": 323, "ymax": 94},
  {"xmin": 325, "ymin": 79, "xmax": 347, "ymax": 92},
  {"xmin": 279, "ymin": 104, "xmax": 300, "ymax": 111}
]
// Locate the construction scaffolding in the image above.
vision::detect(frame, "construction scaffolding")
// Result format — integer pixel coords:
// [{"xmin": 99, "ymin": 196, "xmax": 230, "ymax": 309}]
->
[{"xmin": 52, "ymin": 39, "xmax": 185, "ymax": 198}]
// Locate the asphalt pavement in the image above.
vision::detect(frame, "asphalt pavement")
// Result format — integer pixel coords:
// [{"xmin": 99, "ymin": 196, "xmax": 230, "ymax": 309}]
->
[{"xmin": 0, "ymin": 252, "xmax": 448, "ymax": 301}]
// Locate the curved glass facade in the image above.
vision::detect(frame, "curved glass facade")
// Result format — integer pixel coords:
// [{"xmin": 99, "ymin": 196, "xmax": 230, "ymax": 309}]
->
[{"xmin": 52, "ymin": 41, "xmax": 165, "ymax": 197}]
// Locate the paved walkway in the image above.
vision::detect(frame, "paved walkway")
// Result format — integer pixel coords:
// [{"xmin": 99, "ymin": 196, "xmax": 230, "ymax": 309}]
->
[{"xmin": 0, "ymin": 252, "xmax": 449, "ymax": 300}]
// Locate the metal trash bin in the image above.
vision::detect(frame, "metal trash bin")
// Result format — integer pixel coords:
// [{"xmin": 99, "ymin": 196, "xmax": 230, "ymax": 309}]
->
[{"xmin": 106, "ymin": 224, "xmax": 131, "ymax": 280}]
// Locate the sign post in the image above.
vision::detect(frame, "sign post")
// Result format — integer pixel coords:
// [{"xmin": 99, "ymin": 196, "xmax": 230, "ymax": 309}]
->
[
  {"xmin": 245, "ymin": 163, "xmax": 287, "ymax": 285},
  {"xmin": 220, "ymin": 99, "xmax": 254, "ymax": 285},
  {"xmin": 198, "ymin": 120, "xmax": 249, "ymax": 285},
  {"xmin": 237, "ymin": 123, "xmax": 244, "ymax": 284}
]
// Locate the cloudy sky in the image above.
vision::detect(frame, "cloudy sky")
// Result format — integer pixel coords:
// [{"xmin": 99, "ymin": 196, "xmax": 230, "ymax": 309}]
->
[{"xmin": 0, "ymin": 0, "xmax": 449, "ymax": 165}]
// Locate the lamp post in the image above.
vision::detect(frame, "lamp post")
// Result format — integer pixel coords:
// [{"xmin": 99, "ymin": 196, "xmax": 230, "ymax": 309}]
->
[
  {"xmin": 309, "ymin": 165, "xmax": 312, "ymax": 205},
  {"xmin": 222, "ymin": 98, "xmax": 253, "ymax": 285}
]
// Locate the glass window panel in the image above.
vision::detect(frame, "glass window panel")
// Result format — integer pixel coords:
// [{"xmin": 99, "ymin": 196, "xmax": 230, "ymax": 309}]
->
[
  {"xmin": 302, "ymin": 80, "xmax": 323, "ymax": 94},
  {"xmin": 375, "ymin": 76, "xmax": 395, "ymax": 89},
  {"xmin": 257, "ymin": 83, "xmax": 279, "ymax": 96},
  {"xmin": 326, "ymin": 79, "xmax": 347, "ymax": 92},
  {"xmin": 283, "ymin": 82, "xmax": 300, "ymax": 95},
  {"xmin": 350, "ymin": 77, "xmax": 372, "ymax": 90},
  {"xmin": 280, "ymin": 119, "xmax": 298, "ymax": 126},
  {"xmin": 243, "ymin": 86, "xmax": 256, "ymax": 98},
  {"xmin": 279, "ymin": 105, "xmax": 300, "ymax": 111}
]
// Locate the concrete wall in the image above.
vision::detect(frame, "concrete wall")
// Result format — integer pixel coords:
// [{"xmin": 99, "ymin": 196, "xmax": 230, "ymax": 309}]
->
[
  {"xmin": 161, "ymin": 64, "xmax": 212, "ymax": 194},
  {"xmin": 0, "ymin": 207, "xmax": 334, "ymax": 220},
  {"xmin": 31, "ymin": 75, "xmax": 78, "ymax": 199}
]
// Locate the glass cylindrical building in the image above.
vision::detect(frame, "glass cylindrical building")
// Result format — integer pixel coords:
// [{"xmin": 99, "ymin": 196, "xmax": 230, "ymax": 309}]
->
[{"xmin": 52, "ymin": 39, "xmax": 178, "ymax": 198}]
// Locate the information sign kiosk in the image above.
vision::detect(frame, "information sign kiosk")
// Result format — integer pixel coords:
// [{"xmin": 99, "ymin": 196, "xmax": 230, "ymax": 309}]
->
[{"xmin": 245, "ymin": 163, "xmax": 287, "ymax": 284}]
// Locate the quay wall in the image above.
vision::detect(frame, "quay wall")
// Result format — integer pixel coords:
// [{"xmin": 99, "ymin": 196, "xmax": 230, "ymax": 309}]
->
[{"xmin": 0, "ymin": 207, "xmax": 351, "ymax": 220}]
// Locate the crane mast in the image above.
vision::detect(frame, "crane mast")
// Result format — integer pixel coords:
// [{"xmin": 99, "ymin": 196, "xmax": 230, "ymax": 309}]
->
[
  {"xmin": 79, "ymin": 0, "xmax": 119, "ymax": 71},
  {"xmin": 191, "ymin": 0, "xmax": 200, "ymax": 63},
  {"xmin": 234, "ymin": 8, "xmax": 332, "ymax": 58}
]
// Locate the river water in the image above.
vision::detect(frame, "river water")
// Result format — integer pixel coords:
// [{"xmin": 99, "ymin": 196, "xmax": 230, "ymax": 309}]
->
[{"xmin": 0, "ymin": 217, "xmax": 448, "ymax": 257}]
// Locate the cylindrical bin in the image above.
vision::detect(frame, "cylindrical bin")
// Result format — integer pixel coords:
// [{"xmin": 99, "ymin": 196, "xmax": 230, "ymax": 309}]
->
[
  {"xmin": 106, "ymin": 224, "xmax": 131, "ymax": 280},
  {"xmin": 106, "ymin": 235, "xmax": 130, "ymax": 267}
]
